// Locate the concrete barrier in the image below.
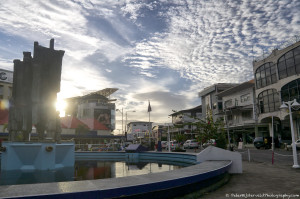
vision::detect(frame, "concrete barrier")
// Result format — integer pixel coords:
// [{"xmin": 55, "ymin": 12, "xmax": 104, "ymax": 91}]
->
[{"xmin": 196, "ymin": 146, "xmax": 242, "ymax": 173}]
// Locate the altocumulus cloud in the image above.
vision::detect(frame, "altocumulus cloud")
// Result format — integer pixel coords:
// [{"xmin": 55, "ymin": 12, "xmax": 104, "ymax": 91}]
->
[{"xmin": 0, "ymin": 0, "xmax": 299, "ymax": 130}]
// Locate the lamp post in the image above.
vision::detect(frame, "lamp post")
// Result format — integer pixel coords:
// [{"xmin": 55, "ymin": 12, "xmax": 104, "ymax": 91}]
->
[
  {"xmin": 224, "ymin": 111, "xmax": 231, "ymax": 150},
  {"xmin": 280, "ymin": 99, "xmax": 300, "ymax": 169},
  {"xmin": 125, "ymin": 110, "xmax": 136, "ymax": 138},
  {"xmin": 116, "ymin": 108, "xmax": 124, "ymax": 135},
  {"xmin": 165, "ymin": 123, "xmax": 171, "ymax": 152}
]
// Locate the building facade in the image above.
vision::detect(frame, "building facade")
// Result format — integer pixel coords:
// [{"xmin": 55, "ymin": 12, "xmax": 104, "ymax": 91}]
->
[
  {"xmin": 253, "ymin": 40, "xmax": 300, "ymax": 142},
  {"xmin": 65, "ymin": 88, "xmax": 118, "ymax": 132},
  {"xmin": 217, "ymin": 80, "xmax": 268, "ymax": 144},
  {"xmin": 0, "ymin": 69, "xmax": 13, "ymax": 141},
  {"xmin": 0, "ymin": 69, "xmax": 13, "ymax": 101},
  {"xmin": 126, "ymin": 121, "xmax": 152, "ymax": 141},
  {"xmin": 152, "ymin": 125, "xmax": 168, "ymax": 141},
  {"xmin": 198, "ymin": 83, "xmax": 239, "ymax": 121},
  {"xmin": 169, "ymin": 105, "xmax": 202, "ymax": 139}
]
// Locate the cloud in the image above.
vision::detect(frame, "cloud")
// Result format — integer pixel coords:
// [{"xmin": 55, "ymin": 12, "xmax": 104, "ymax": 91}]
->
[
  {"xmin": 1, "ymin": 0, "xmax": 300, "ymax": 132},
  {"xmin": 123, "ymin": 0, "xmax": 300, "ymax": 89}
]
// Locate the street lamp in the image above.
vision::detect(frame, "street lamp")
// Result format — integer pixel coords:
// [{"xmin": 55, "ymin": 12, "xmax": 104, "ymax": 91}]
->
[
  {"xmin": 224, "ymin": 111, "xmax": 231, "ymax": 150},
  {"xmin": 116, "ymin": 108, "xmax": 124, "ymax": 135},
  {"xmin": 165, "ymin": 123, "xmax": 171, "ymax": 152},
  {"xmin": 280, "ymin": 99, "xmax": 300, "ymax": 168},
  {"xmin": 125, "ymin": 110, "xmax": 136, "ymax": 133}
]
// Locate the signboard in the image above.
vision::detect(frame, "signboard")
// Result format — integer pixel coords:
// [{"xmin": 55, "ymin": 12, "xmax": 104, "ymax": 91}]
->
[
  {"xmin": 94, "ymin": 109, "xmax": 111, "ymax": 129},
  {"xmin": 127, "ymin": 133, "xmax": 134, "ymax": 141},
  {"xmin": 0, "ymin": 69, "xmax": 13, "ymax": 83},
  {"xmin": 238, "ymin": 142, "xmax": 244, "ymax": 149}
]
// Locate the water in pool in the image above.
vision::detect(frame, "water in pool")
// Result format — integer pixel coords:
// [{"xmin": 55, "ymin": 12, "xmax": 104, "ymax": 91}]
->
[{"xmin": 0, "ymin": 161, "xmax": 185, "ymax": 186}]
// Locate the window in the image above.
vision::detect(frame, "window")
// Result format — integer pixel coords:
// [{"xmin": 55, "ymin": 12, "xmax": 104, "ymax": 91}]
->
[
  {"xmin": 0, "ymin": 85, "xmax": 4, "ymax": 99},
  {"xmin": 218, "ymin": 102, "xmax": 223, "ymax": 110},
  {"xmin": 281, "ymin": 79, "xmax": 300, "ymax": 102},
  {"xmin": 224, "ymin": 99, "xmax": 232, "ymax": 108},
  {"xmin": 240, "ymin": 93, "xmax": 250, "ymax": 103},
  {"xmin": 83, "ymin": 109, "xmax": 90, "ymax": 117},
  {"xmin": 0, "ymin": 85, "xmax": 3, "ymax": 96},
  {"xmin": 255, "ymin": 62, "xmax": 277, "ymax": 89},
  {"xmin": 242, "ymin": 111, "xmax": 252, "ymax": 120},
  {"xmin": 258, "ymin": 89, "xmax": 279, "ymax": 114},
  {"xmin": 278, "ymin": 46, "xmax": 300, "ymax": 80}
]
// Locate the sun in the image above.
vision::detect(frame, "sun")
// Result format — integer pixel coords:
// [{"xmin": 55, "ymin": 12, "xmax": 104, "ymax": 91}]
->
[{"xmin": 56, "ymin": 98, "xmax": 67, "ymax": 117}]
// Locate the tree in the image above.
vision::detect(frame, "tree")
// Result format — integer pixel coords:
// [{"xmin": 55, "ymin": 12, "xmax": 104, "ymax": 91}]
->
[
  {"xmin": 175, "ymin": 133, "xmax": 186, "ymax": 144},
  {"xmin": 194, "ymin": 108, "xmax": 227, "ymax": 149},
  {"xmin": 170, "ymin": 107, "xmax": 227, "ymax": 149}
]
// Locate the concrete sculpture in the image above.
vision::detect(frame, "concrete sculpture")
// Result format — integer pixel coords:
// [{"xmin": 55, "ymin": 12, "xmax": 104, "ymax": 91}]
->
[
  {"xmin": 2, "ymin": 39, "xmax": 74, "ymax": 172},
  {"xmin": 8, "ymin": 39, "xmax": 64, "ymax": 142}
]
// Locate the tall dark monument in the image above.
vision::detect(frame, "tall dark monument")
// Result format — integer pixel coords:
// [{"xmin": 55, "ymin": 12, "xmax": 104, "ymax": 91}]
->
[
  {"xmin": 8, "ymin": 39, "xmax": 65, "ymax": 142},
  {"xmin": 2, "ymin": 39, "xmax": 74, "ymax": 172}
]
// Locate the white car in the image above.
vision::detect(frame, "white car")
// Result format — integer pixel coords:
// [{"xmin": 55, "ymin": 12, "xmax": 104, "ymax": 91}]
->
[
  {"xmin": 183, "ymin": 140, "xmax": 199, "ymax": 149},
  {"xmin": 287, "ymin": 139, "xmax": 300, "ymax": 150},
  {"xmin": 202, "ymin": 139, "xmax": 216, "ymax": 148},
  {"xmin": 166, "ymin": 141, "xmax": 179, "ymax": 150}
]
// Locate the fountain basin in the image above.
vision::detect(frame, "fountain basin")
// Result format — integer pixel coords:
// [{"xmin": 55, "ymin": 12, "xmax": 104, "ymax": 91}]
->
[{"xmin": 0, "ymin": 151, "xmax": 232, "ymax": 199}]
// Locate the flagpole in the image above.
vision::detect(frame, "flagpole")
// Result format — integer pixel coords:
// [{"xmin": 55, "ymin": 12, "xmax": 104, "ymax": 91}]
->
[
  {"xmin": 148, "ymin": 100, "xmax": 152, "ymax": 149},
  {"xmin": 149, "ymin": 110, "xmax": 151, "ymax": 147}
]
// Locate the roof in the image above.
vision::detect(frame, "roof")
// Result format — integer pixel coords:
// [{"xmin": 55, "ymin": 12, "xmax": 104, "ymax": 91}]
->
[
  {"xmin": 79, "ymin": 118, "xmax": 109, "ymax": 131},
  {"xmin": 169, "ymin": 105, "xmax": 202, "ymax": 116},
  {"xmin": 198, "ymin": 83, "xmax": 239, "ymax": 97},
  {"xmin": 216, "ymin": 80, "xmax": 254, "ymax": 97},
  {"xmin": 90, "ymin": 88, "xmax": 118, "ymax": 98},
  {"xmin": 66, "ymin": 88, "xmax": 118, "ymax": 102},
  {"xmin": 0, "ymin": 112, "xmax": 109, "ymax": 131},
  {"xmin": 127, "ymin": 121, "xmax": 153, "ymax": 125},
  {"xmin": 60, "ymin": 116, "xmax": 88, "ymax": 129},
  {"xmin": 80, "ymin": 93, "xmax": 108, "ymax": 101}
]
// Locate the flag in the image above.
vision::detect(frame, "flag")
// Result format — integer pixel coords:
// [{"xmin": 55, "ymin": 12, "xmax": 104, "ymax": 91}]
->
[{"xmin": 148, "ymin": 101, "xmax": 152, "ymax": 112}]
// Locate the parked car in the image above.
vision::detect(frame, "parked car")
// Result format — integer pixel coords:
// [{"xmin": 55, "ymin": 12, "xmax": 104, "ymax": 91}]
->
[
  {"xmin": 253, "ymin": 137, "xmax": 271, "ymax": 149},
  {"xmin": 166, "ymin": 141, "xmax": 179, "ymax": 150},
  {"xmin": 202, "ymin": 139, "xmax": 216, "ymax": 148},
  {"xmin": 161, "ymin": 141, "xmax": 168, "ymax": 149},
  {"xmin": 286, "ymin": 139, "xmax": 300, "ymax": 150},
  {"xmin": 183, "ymin": 140, "xmax": 199, "ymax": 149},
  {"xmin": 292, "ymin": 139, "xmax": 300, "ymax": 149}
]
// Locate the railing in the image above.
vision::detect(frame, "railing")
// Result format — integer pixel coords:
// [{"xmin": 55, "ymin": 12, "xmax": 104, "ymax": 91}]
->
[
  {"xmin": 254, "ymin": 35, "xmax": 300, "ymax": 62},
  {"xmin": 75, "ymin": 143, "xmax": 121, "ymax": 151}
]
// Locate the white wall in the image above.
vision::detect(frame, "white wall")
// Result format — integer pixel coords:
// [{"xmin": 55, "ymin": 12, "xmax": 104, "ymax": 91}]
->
[
  {"xmin": 197, "ymin": 146, "xmax": 242, "ymax": 174},
  {"xmin": 223, "ymin": 87, "xmax": 255, "ymax": 127}
]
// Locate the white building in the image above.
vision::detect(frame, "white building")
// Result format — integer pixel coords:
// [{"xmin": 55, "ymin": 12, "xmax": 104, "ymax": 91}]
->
[
  {"xmin": 216, "ymin": 80, "xmax": 268, "ymax": 144},
  {"xmin": 126, "ymin": 121, "xmax": 152, "ymax": 141},
  {"xmin": 169, "ymin": 105, "xmax": 202, "ymax": 139},
  {"xmin": 0, "ymin": 69, "xmax": 13, "ymax": 135},
  {"xmin": 0, "ymin": 69, "xmax": 13, "ymax": 100},
  {"xmin": 198, "ymin": 83, "xmax": 239, "ymax": 121},
  {"xmin": 253, "ymin": 39, "xmax": 300, "ymax": 141}
]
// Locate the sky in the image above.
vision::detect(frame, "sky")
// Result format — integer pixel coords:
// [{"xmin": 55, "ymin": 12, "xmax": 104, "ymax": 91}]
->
[{"xmin": 0, "ymin": 0, "xmax": 299, "ymax": 134}]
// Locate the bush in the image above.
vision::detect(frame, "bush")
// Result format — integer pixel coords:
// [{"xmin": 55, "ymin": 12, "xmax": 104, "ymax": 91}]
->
[
  {"xmin": 172, "ymin": 146, "xmax": 186, "ymax": 152},
  {"xmin": 216, "ymin": 133, "xmax": 227, "ymax": 149}
]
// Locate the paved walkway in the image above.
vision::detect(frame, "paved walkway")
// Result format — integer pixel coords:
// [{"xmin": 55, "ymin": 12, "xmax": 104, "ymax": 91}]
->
[{"xmin": 202, "ymin": 160, "xmax": 300, "ymax": 199}]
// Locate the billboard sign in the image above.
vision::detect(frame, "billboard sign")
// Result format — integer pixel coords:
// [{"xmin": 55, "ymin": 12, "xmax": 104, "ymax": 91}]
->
[
  {"xmin": 94, "ymin": 109, "xmax": 111, "ymax": 130},
  {"xmin": 0, "ymin": 69, "xmax": 13, "ymax": 83}
]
